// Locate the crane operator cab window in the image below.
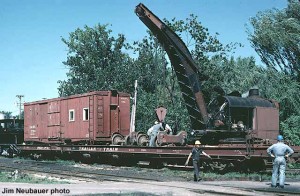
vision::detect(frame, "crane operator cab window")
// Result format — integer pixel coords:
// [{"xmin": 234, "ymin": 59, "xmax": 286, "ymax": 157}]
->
[
  {"xmin": 209, "ymin": 98, "xmax": 253, "ymax": 132},
  {"xmin": 228, "ymin": 107, "xmax": 253, "ymax": 131}
]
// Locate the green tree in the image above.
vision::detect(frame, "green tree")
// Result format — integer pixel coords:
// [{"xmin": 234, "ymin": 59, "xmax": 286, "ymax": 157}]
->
[
  {"xmin": 131, "ymin": 35, "xmax": 186, "ymax": 131},
  {"xmin": 58, "ymin": 24, "xmax": 135, "ymax": 96},
  {"xmin": 206, "ymin": 56, "xmax": 262, "ymax": 95},
  {"xmin": 0, "ymin": 111, "xmax": 12, "ymax": 119},
  {"xmin": 281, "ymin": 115, "xmax": 300, "ymax": 145},
  {"xmin": 247, "ymin": 0, "xmax": 300, "ymax": 144},
  {"xmin": 248, "ymin": 0, "xmax": 300, "ymax": 81}
]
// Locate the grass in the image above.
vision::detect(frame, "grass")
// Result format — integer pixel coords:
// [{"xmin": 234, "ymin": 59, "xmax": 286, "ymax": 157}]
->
[
  {"xmin": 200, "ymin": 171, "xmax": 299, "ymax": 181},
  {"xmin": 17, "ymin": 156, "xmax": 77, "ymax": 165},
  {"xmin": 202, "ymin": 172, "xmax": 266, "ymax": 181},
  {"xmin": 152, "ymin": 167, "xmax": 300, "ymax": 181},
  {"xmin": 42, "ymin": 159, "xmax": 77, "ymax": 165},
  {"xmin": 288, "ymin": 162, "xmax": 300, "ymax": 169},
  {"xmin": 0, "ymin": 171, "xmax": 68, "ymax": 184}
]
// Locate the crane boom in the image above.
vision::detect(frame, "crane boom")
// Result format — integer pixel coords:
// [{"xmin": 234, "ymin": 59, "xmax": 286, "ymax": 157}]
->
[{"xmin": 135, "ymin": 3, "xmax": 208, "ymax": 130}]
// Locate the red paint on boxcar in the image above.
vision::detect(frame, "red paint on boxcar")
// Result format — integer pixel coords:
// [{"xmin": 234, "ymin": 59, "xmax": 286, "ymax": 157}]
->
[{"xmin": 24, "ymin": 91, "xmax": 130, "ymax": 144}]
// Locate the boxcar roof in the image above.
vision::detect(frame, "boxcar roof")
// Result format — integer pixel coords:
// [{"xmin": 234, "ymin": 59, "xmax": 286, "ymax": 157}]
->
[{"xmin": 24, "ymin": 90, "xmax": 130, "ymax": 106}]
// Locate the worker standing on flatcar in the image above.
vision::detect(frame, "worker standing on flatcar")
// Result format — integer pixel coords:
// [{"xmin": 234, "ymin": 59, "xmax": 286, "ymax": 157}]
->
[
  {"xmin": 147, "ymin": 121, "xmax": 173, "ymax": 146},
  {"xmin": 147, "ymin": 121, "xmax": 163, "ymax": 147},
  {"xmin": 185, "ymin": 140, "xmax": 211, "ymax": 182},
  {"xmin": 267, "ymin": 135, "xmax": 294, "ymax": 188}
]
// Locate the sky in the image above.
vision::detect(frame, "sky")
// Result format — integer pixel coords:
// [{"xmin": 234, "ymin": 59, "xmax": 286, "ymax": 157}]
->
[{"xmin": 0, "ymin": 0, "xmax": 287, "ymax": 116}]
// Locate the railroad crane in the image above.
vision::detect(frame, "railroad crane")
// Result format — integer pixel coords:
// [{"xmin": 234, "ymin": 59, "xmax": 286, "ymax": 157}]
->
[{"xmin": 135, "ymin": 3, "xmax": 280, "ymax": 147}]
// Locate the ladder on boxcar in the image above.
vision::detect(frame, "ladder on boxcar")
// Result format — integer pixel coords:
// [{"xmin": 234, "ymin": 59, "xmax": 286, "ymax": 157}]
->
[{"xmin": 89, "ymin": 96, "xmax": 94, "ymax": 144}]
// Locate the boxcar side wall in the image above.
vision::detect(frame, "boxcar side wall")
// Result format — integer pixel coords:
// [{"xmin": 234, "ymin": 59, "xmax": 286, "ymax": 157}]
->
[
  {"xmin": 24, "ymin": 91, "xmax": 131, "ymax": 144},
  {"xmin": 95, "ymin": 92, "xmax": 130, "ymax": 140},
  {"xmin": 119, "ymin": 95, "xmax": 130, "ymax": 136},
  {"xmin": 25, "ymin": 102, "xmax": 51, "ymax": 142},
  {"xmin": 95, "ymin": 94, "xmax": 110, "ymax": 139},
  {"xmin": 110, "ymin": 94, "xmax": 119, "ymax": 136},
  {"xmin": 24, "ymin": 104, "xmax": 36, "ymax": 141},
  {"xmin": 48, "ymin": 100, "xmax": 61, "ymax": 140},
  {"xmin": 60, "ymin": 95, "xmax": 90, "ymax": 142}
]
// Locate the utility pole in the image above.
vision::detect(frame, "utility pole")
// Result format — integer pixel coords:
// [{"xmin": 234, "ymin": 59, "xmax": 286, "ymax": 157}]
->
[
  {"xmin": 129, "ymin": 80, "xmax": 138, "ymax": 133},
  {"xmin": 16, "ymin": 95, "xmax": 24, "ymax": 119}
]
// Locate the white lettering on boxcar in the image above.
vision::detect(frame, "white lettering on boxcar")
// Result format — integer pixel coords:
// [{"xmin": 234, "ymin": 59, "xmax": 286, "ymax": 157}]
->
[
  {"xmin": 120, "ymin": 97, "xmax": 129, "ymax": 103},
  {"xmin": 30, "ymin": 130, "xmax": 36, "ymax": 136}
]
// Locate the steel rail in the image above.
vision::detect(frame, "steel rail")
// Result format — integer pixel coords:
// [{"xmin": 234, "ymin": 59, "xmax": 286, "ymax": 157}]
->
[{"xmin": 0, "ymin": 162, "xmax": 163, "ymax": 182}]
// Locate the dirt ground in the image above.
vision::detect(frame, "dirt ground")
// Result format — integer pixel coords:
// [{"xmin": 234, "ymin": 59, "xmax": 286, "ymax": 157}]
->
[{"xmin": 0, "ymin": 180, "xmax": 300, "ymax": 196}]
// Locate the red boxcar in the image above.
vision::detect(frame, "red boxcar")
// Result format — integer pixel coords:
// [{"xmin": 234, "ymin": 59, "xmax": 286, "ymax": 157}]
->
[{"xmin": 24, "ymin": 90, "xmax": 130, "ymax": 144}]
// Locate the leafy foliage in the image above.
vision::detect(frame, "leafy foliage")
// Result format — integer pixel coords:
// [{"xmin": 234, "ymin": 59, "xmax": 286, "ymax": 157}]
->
[
  {"xmin": 247, "ymin": 0, "xmax": 300, "ymax": 144},
  {"xmin": 248, "ymin": 0, "xmax": 300, "ymax": 81},
  {"xmin": 281, "ymin": 115, "xmax": 300, "ymax": 145},
  {"xmin": 0, "ymin": 111, "xmax": 12, "ymax": 119},
  {"xmin": 58, "ymin": 24, "xmax": 135, "ymax": 96}
]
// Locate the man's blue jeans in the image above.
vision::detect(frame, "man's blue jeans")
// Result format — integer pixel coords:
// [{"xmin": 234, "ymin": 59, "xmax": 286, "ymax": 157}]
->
[
  {"xmin": 149, "ymin": 134, "xmax": 156, "ymax": 147},
  {"xmin": 272, "ymin": 157, "xmax": 286, "ymax": 187}
]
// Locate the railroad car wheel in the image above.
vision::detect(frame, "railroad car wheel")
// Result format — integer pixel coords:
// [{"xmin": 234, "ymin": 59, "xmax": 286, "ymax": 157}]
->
[
  {"xmin": 124, "ymin": 135, "xmax": 131, "ymax": 145},
  {"xmin": 180, "ymin": 137, "xmax": 187, "ymax": 146},
  {"xmin": 112, "ymin": 134, "xmax": 124, "ymax": 145},
  {"xmin": 137, "ymin": 134, "xmax": 148, "ymax": 146},
  {"xmin": 155, "ymin": 137, "xmax": 161, "ymax": 147}
]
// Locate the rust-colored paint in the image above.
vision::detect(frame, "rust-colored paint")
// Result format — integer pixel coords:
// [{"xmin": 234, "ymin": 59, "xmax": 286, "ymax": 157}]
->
[
  {"xmin": 252, "ymin": 107, "xmax": 279, "ymax": 141},
  {"xmin": 24, "ymin": 91, "xmax": 130, "ymax": 144},
  {"xmin": 155, "ymin": 106, "xmax": 167, "ymax": 122}
]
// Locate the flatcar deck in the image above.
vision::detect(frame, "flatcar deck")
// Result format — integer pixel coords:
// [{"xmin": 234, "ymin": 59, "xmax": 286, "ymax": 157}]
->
[{"xmin": 17, "ymin": 143, "xmax": 299, "ymax": 171}]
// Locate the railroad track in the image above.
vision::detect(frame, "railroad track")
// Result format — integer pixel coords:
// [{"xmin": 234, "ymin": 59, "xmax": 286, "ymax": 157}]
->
[
  {"xmin": 0, "ymin": 159, "xmax": 163, "ymax": 182},
  {"xmin": 0, "ymin": 157, "xmax": 299, "ymax": 195}
]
